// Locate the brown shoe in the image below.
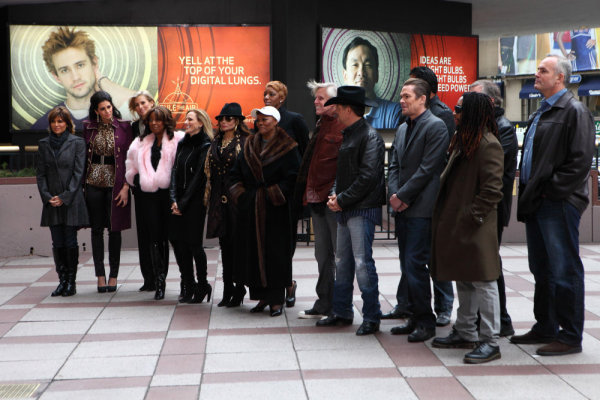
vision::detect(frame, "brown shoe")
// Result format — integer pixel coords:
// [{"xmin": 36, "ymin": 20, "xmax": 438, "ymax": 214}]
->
[
  {"xmin": 509, "ymin": 330, "xmax": 555, "ymax": 344},
  {"xmin": 536, "ymin": 341, "xmax": 582, "ymax": 356}
]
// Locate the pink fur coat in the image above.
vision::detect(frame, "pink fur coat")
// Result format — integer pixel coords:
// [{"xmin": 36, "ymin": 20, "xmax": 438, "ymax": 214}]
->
[{"xmin": 125, "ymin": 130, "xmax": 185, "ymax": 192}]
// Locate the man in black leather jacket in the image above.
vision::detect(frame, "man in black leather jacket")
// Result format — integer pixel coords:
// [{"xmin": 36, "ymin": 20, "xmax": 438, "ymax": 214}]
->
[
  {"xmin": 510, "ymin": 55, "xmax": 595, "ymax": 356},
  {"xmin": 469, "ymin": 79, "xmax": 518, "ymax": 337},
  {"xmin": 315, "ymin": 86, "xmax": 386, "ymax": 336}
]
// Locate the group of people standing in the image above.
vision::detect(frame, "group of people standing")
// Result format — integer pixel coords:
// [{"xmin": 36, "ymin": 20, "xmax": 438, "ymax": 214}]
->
[
  {"xmin": 36, "ymin": 54, "xmax": 594, "ymax": 364},
  {"xmin": 35, "ymin": 80, "xmax": 306, "ymax": 316}
]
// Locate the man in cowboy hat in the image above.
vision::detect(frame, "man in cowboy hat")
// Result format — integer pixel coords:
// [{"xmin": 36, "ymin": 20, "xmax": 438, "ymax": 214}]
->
[{"xmin": 315, "ymin": 85, "xmax": 386, "ymax": 336}]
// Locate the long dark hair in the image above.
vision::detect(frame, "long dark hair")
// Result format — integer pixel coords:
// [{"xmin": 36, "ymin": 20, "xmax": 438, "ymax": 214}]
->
[
  {"xmin": 143, "ymin": 106, "xmax": 175, "ymax": 140},
  {"xmin": 88, "ymin": 91, "xmax": 122, "ymax": 122},
  {"xmin": 448, "ymin": 92, "xmax": 497, "ymax": 159}
]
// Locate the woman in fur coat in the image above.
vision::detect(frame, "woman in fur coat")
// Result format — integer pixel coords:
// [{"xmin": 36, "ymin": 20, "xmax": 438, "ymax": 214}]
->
[
  {"xmin": 229, "ymin": 106, "xmax": 300, "ymax": 317},
  {"xmin": 126, "ymin": 106, "xmax": 184, "ymax": 300}
]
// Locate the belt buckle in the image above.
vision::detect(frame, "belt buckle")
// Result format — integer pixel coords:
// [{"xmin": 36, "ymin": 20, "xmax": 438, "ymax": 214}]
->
[
  {"xmin": 100, "ymin": 155, "xmax": 105, "ymax": 164},
  {"xmin": 221, "ymin": 195, "xmax": 228, "ymax": 204}
]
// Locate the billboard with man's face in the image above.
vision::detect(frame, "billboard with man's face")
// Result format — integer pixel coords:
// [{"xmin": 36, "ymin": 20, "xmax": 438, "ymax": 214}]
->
[
  {"xmin": 322, "ymin": 27, "xmax": 478, "ymax": 128},
  {"xmin": 10, "ymin": 25, "xmax": 270, "ymax": 131}
]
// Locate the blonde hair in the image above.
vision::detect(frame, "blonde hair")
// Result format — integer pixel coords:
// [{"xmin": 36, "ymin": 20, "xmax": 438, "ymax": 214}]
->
[
  {"xmin": 187, "ymin": 109, "xmax": 214, "ymax": 139},
  {"xmin": 265, "ymin": 80, "xmax": 288, "ymax": 102},
  {"xmin": 128, "ymin": 90, "xmax": 156, "ymax": 119}
]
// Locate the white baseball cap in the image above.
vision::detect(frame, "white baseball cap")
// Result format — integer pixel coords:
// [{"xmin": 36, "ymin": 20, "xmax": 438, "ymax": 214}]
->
[{"xmin": 251, "ymin": 106, "xmax": 281, "ymax": 122}]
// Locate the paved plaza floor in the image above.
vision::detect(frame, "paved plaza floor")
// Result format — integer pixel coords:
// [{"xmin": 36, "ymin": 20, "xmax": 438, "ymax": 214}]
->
[{"xmin": 1, "ymin": 243, "xmax": 600, "ymax": 399}]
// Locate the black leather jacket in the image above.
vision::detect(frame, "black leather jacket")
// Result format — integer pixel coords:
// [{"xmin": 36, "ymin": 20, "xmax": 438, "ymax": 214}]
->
[
  {"xmin": 517, "ymin": 91, "xmax": 595, "ymax": 221},
  {"xmin": 169, "ymin": 132, "xmax": 211, "ymax": 213},
  {"xmin": 332, "ymin": 118, "xmax": 386, "ymax": 211}
]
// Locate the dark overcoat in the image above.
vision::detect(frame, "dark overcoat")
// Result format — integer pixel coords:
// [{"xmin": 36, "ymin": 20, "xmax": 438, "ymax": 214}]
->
[
  {"xmin": 83, "ymin": 119, "xmax": 133, "ymax": 232},
  {"xmin": 431, "ymin": 131, "xmax": 504, "ymax": 282},
  {"xmin": 229, "ymin": 128, "xmax": 301, "ymax": 288},
  {"xmin": 36, "ymin": 133, "xmax": 89, "ymax": 227}
]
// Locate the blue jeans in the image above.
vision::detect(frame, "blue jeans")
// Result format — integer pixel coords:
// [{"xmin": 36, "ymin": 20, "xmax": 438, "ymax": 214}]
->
[
  {"xmin": 332, "ymin": 215, "xmax": 381, "ymax": 323},
  {"xmin": 49, "ymin": 225, "xmax": 78, "ymax": 249},
  {"xmin": 525, "ymin": 199, "xmax": 585, "ymax": 346},
  {"xmin": 396, "ymin": 274, "xmax": 453, "ymax": 315},
  {"xmin": 395, "ymin": 216, "xmax": 436, "ymax": 329}
]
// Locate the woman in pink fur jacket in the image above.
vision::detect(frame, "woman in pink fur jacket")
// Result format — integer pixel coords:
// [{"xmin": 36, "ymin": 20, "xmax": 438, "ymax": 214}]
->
[{"xmin": 126, "ymin": 106, "xmax": 184, "ymax": 300}]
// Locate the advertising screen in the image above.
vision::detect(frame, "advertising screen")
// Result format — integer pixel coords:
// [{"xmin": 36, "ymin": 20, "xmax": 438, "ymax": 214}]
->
[
  {"xmin": 499, "ymin": 27, "xmax": 600, "ymax": 76},
  {"xmin": 10, "ymin": 25, "xmax": 270, "ymax": 131},
  {"xmin": 322, "ymin": 27, "xmax": 478, "ymax": 128}
]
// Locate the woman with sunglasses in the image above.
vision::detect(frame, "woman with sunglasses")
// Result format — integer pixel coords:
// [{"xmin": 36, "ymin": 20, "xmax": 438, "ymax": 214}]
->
[{"xmin": 205, "ymin": 103, "xmax": 250, "ymax": 307}]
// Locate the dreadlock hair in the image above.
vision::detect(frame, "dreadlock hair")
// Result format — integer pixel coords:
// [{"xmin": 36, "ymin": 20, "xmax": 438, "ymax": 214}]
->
[{"xmin": 448, "ymin": 92, "xmax": 497, "ymax": 160}]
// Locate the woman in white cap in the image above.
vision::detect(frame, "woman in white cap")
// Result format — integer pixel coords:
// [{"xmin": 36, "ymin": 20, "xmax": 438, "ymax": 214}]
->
[{"xmin": 229, "ymin": 106, "xmax": 301, "ymax": 316}]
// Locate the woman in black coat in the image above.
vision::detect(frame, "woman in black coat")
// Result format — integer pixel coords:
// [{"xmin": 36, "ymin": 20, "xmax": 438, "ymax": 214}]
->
[
  {"xmin": 229, "ymin": 106, "xmax": 300, "ymax": 316},
  {"xmin": 204, "ymin": 102, "xmax": 250, "ymax": 307},
  {"xmin": 128, "ymin": 90, "xmax": 156, "ymax": 291},
  {"xmin": 169, "ymin": 109, "xmax": 213, "ymax": 303},
  {"xmin": 36, "ymin": 106, "xmax": 89, "ymax": 297}
]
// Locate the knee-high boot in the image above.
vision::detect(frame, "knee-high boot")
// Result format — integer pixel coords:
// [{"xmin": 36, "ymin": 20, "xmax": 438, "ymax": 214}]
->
[
  {"xmin": 51, "ymin": 247, "xmax": 67, "ymax": 297},
  {"xmin": 150, "ymin": 242, "xmax": 169, "ymax": 300},
  {"xmin": 108, "ymin": 232, "xmax": 121, "ymax": 279},
  {"xmin": 62, "ymin": 247, "xmax": 79, "ymax": 296}
]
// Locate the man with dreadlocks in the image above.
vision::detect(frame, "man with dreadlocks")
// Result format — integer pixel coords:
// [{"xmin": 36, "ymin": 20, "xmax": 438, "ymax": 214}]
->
[{"xmin": 430, "ymin": 91, "xmax": 504, "ymax": 364}]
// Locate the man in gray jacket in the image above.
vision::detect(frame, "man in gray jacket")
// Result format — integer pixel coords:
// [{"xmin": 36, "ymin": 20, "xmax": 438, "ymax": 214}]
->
[{"xmin": 387, "ymin": 78, "xmax": 449, "ymax": 342}]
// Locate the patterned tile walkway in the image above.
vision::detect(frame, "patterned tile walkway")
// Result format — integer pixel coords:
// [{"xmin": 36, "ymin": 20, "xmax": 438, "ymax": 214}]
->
[{"xmin": 1, "ymin": 243, "xmax": 600, "ymax": 399}]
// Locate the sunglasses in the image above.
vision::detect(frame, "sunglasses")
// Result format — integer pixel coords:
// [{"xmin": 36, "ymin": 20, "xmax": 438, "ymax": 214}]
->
[
  {"xmin": 217, "ymin": 116, "xmax": 235, "ymax": 122},
  {"xmin": 454, "ymin": 105, "xmax": 462, "ymax": 113}
]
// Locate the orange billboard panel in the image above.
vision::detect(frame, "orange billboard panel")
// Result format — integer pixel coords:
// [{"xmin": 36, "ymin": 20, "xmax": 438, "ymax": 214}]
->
[{"xmin": 158, "ymin": 26, "xmax": 270, "ymax": 128}]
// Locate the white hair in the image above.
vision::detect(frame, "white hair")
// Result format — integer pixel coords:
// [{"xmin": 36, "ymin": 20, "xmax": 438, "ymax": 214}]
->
[{"xmin": 307, "ymin": 80, "xmax": 337, "ymax": 98}]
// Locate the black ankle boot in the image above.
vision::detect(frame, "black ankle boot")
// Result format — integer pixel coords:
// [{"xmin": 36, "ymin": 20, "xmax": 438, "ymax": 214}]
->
[
  {"xmin": 179, "ymin": 281, "xmax": 196, "ymax": 303},
  {"xmin": 218, "ymin": 283, "xmax": 234, "ymax": 307},
  {"xmin": 194, "ymin": 282, "xmax": 212, "ymax": 303},
  {"xmin": 51, "ymin": 247, "xmax": 67, "ymax": 297},
  {"xmin": 227, "ymin": 285, "xmax": 246, "ymax": 307},
  {"xmin": 62, "ymin": 247, "xmax": 79, "ymax": 297}
]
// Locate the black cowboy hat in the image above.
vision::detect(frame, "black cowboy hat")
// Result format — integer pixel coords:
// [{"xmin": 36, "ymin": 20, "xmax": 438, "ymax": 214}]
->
[
  {"xmin": 324, "ymin": 86, "xmax": 378, "ymax": 107},
  {"xmin": 215, "ymin": 102, "xmax": 245, "ymax": 119}
]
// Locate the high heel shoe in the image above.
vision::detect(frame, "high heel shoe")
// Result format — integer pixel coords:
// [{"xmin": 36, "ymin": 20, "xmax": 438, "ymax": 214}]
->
[
  {"xmin": 227, "ymin": 285, "xmax": 246, "ymax": 308},
  {"xmin": 217, "ymin": 284, "xmax": 234, "ymax": 307},
  {"xmin": 285, "ymin": 280, "xmax": 297, "ymax": 308},
  {"xmin": 193, "ymin": 282, "xmax": 212, "ymax": 303},
  {"xmin": 250, "ymin": 301, "xmax": 268, "ymax": 313},
  {"xmin": 270, "ymin": 305, "xmax": 284, "ymax": 317},
  {"xmin": 97, "ymin": 276, "xmax": 108, "ymax": 293},
  {"xmin": 106, "ymin": 277, "xmax": 117, "ymax": 292}
]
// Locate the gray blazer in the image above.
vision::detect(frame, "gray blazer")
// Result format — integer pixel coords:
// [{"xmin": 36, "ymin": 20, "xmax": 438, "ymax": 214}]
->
[
  {"xmin": 36, "ymin": 134, "xmax": 89, "ymax": 227},
  {"xmin": 388, "ymin": 109, "xmax": 449, "ymax": 218}
]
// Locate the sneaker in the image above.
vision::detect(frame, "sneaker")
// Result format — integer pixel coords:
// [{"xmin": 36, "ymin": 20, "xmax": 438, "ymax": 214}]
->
[{"xmin": 298, "ymin": 308, "xmax": 325, "ymax": 319}]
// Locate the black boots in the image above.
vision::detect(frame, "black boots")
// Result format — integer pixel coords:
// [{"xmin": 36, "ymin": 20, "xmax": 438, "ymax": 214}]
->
[
  {"xmin": 62, "ymin": 247, "xmax": 79, "ymax": 297},
  {"xmin": 218, "ymin": 283, "xmax": 234, "ymax": 307},
  {"xmin": 226, "ymin": 284, "xmax": 246, "ymax": 308},
  {"xmin": 51, "ymin": 247, "xmax": 67, "ymax": 297},
  {"xmin": 150, "ymin": 242, "xmax": 169, "ymax": 300}
]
